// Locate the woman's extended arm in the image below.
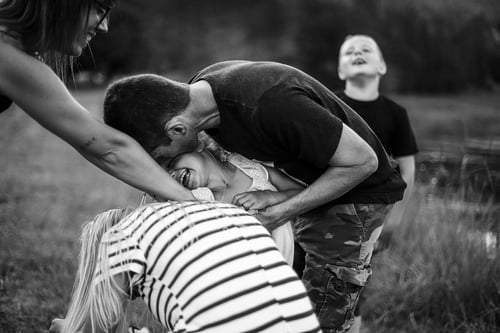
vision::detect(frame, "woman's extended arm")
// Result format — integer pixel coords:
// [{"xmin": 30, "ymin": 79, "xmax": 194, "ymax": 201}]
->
[{"xmin": 0, "ymin": 42, "xmax": 194, "ymax": 201}]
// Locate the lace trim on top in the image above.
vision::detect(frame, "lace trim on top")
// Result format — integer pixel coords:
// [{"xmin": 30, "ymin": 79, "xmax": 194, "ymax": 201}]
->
[
  {"xmin": 190, "ymin": 153, "xmax": 276, "ymax": 201},
  {"xmin": 227, "ymin": 153, "xmax": 277, "ymax": 192}
]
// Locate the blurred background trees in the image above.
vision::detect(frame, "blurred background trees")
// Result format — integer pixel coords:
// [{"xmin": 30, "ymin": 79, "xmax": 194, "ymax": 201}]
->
[{"xmin": 77, "ymin": 0, "xmax": 500, "ymax": 93}]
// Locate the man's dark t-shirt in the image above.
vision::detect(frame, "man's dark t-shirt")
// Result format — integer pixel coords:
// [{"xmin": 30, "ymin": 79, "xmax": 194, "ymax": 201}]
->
[
  {"xmin": 336, "ymin": 92, "xmax": 418, "ymax": 158},
  {"xmin": 0, "ymin": 94, "xmax": 12, "ymax": 113},
  {"xmin": 189, "ymin": 61, "xmax": 406, "ymax": 204}
]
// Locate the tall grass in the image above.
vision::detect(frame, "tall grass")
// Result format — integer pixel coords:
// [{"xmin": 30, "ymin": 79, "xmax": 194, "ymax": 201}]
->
[
  {"xmin": 363, "ymin": 160, "xmax": 500, "ymax": 333},
  {"xmin": 1, "ymin": 90, "xmax": 499, "ymax": 332},
  {"xmin": 0, "ymin": 92, "xmax": 143, "ymax": 332}
]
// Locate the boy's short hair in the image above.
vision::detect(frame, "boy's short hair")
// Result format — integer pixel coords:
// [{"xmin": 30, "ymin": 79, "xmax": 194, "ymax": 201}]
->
[{"xmin": 103, "ymin": 74, "xmax": 190, "ymax": 154}]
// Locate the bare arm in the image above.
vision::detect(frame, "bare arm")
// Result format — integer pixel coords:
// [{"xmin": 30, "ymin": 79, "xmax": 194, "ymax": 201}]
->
[
  {"xmin": 256, "ymin": 124, "xmax": 378, "ymax": 230},
  {"xmin": 384, "ymin": 155, "xmax": 415, "ymax": 228},
  {"xmin": 397, "ymin": 155, "xmax": 415, "ymax": 199},
  {"xmin": 0, "ymin": 42, "xmax": 194, "ymax": 201}
]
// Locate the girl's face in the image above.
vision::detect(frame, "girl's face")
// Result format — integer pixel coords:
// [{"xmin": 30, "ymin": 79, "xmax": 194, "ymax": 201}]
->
[
  {"xmin": 338, "ymin": 36, "xmax": 386, "ymax": 80},
  {"xmin": 168, "ymin": 152, "xmax": 210, "ymax": 190},
  {"xmin": 68, "ymin": 1, "xmax": 112, "ymax": 56}
]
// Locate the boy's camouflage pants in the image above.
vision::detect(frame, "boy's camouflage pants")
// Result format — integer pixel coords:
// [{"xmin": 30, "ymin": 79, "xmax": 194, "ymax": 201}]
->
[{"xmin": 295, "ymin": 203, "xmax": 393, "ymax": 333}]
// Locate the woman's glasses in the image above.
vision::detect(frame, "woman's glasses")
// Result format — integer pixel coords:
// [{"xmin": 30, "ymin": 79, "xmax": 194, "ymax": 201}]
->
[{"xmin": 94, "ymin": 0, "xmax": 113, "ymax": 27}]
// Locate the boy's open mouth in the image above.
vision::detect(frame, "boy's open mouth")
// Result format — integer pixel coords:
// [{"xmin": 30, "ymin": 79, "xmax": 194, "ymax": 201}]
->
[{"xmin": 352, "ymin": 58, "xmax": 367, "ymax": 65}]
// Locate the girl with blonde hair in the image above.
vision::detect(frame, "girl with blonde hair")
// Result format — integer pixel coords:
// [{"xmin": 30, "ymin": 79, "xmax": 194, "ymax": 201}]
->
[{"xmin": 51, "ymin": 201, "xmax": 321, "ymax": 333}]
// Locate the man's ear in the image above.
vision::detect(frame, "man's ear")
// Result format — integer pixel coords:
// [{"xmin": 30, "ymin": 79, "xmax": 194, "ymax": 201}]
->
[{"xmin": 164, "ymin": 117, "xmax": 187, "ymax": 137}]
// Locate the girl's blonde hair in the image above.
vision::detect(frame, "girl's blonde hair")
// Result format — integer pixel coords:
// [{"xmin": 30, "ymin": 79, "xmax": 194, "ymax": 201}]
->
[{"xmin": 63, "ymin": 207, "xmax": 133, "ymax": 333}]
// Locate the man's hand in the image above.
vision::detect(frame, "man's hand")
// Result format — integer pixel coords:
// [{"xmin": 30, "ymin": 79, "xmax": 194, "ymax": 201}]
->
[{"xmin": 254, "ymin": 205, "xmax": 290, "ymax": 232}]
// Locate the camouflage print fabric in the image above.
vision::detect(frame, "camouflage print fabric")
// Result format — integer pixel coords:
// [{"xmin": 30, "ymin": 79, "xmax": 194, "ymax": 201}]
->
[
  {"xmin": 302, "ymin": 263, "xmax": 361, "ymax": 333},
  {"xmin": 295, "ymin": 203, "xmax": 392, "ymax": 332}
]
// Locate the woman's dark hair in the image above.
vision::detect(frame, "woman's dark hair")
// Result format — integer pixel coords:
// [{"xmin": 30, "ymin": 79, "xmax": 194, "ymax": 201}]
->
[
  {"xmin": 103, "ymin": 74, "xmax": 190, "ymax": 154},
  {"xmin": 0, "ymin": 0, "xmax": 116, "ymax": 78}
]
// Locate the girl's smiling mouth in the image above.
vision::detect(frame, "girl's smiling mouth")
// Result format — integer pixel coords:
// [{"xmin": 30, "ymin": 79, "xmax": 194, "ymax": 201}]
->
[{"xmin": 179, "ymin": 169, "xmax": 191, "ymax": 188}]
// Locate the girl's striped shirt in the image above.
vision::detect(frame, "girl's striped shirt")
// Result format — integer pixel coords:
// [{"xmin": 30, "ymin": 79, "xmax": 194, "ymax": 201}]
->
[{"xmin": 97, "ymin": 201, "xmax": 321, "ymax": 333}]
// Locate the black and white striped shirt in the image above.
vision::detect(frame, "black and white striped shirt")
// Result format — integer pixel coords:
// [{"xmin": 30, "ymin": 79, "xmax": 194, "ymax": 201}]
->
[{"xmin": 98, "ymin": 201, "xmax": 321, "ymax": 333}]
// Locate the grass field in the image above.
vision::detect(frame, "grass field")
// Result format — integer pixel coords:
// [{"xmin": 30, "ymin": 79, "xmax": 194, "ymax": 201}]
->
[{"xmin": 0, "ymin": 89, "xmax": 499, "ymax": 332}]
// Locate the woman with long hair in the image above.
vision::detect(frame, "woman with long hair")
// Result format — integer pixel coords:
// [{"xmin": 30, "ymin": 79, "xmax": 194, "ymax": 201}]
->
[
  {"xmin": 0, "ymin": 0, "xmax": 194, "ymax": 201},
  {"xmin": 51, "ymin": 201, "xmax": 321, "ymax": 333}
]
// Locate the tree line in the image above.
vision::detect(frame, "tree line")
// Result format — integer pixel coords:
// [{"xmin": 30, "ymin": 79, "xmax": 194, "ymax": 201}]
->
[{"xmin": 78, "ymin": 0, "xmax": 500, "ymax": 93}]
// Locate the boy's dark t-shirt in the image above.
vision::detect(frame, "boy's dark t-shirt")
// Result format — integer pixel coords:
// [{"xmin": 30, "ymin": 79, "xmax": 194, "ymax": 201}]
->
[
  {"xmin": 336, "ymin": 92, "xmax": 418, "ymax": 158},
  {"xmin": 189, "ymin": 61, "xmax": 406, "ymax": 204}
]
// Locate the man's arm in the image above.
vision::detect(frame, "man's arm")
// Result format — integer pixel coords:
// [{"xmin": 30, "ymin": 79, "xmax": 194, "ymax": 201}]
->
[{"xmin": 256, "ymin": 124, "xmax": 378, "ymax": 230}]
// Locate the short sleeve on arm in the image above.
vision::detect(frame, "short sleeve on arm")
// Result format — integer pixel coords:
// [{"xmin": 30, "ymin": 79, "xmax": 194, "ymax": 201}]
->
[
  {"xmin": 192, "ymin": 187, "xmax": 216, "ymax": 201},
  {"xmin": 390, "ymin": 107, "xmax": 418, "ymax": 157},
  {"xmin": 258, "ymin": 85, "xmax": 343, "ymax": 169},
  {"xmin": 95, "ymin": 229, "xmax": 147, "ymax": 286}
]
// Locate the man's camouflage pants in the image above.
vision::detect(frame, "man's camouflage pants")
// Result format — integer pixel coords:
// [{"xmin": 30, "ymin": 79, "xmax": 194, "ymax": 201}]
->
[{"xmin": 295, "ymin": 203, "xmax": 393, "ymax": 333}]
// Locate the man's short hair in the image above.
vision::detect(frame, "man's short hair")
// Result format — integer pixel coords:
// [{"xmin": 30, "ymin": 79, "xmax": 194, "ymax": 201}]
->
[{"xmin": 103, "ymin": 74, "xmax": 190, "ymax": 154}]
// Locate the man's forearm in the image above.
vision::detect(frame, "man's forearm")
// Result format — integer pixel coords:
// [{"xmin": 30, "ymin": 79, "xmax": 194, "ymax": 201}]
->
[
  {"xmin": 261, "ymin": 164, "xmax": 374, "ymax": 229},
  {"xmin": 257, "ymin": 123, "xmax": 379, "ymax": 230}
]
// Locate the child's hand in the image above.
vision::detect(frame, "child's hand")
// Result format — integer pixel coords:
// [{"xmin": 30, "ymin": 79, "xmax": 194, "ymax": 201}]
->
[
  {"xmin": 48, "ymin": 318, "xmax": 65, "ymax": 333},
  {"xmin": 232, "ymin": 190, "xmax": 280, "ymax": 210}
]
